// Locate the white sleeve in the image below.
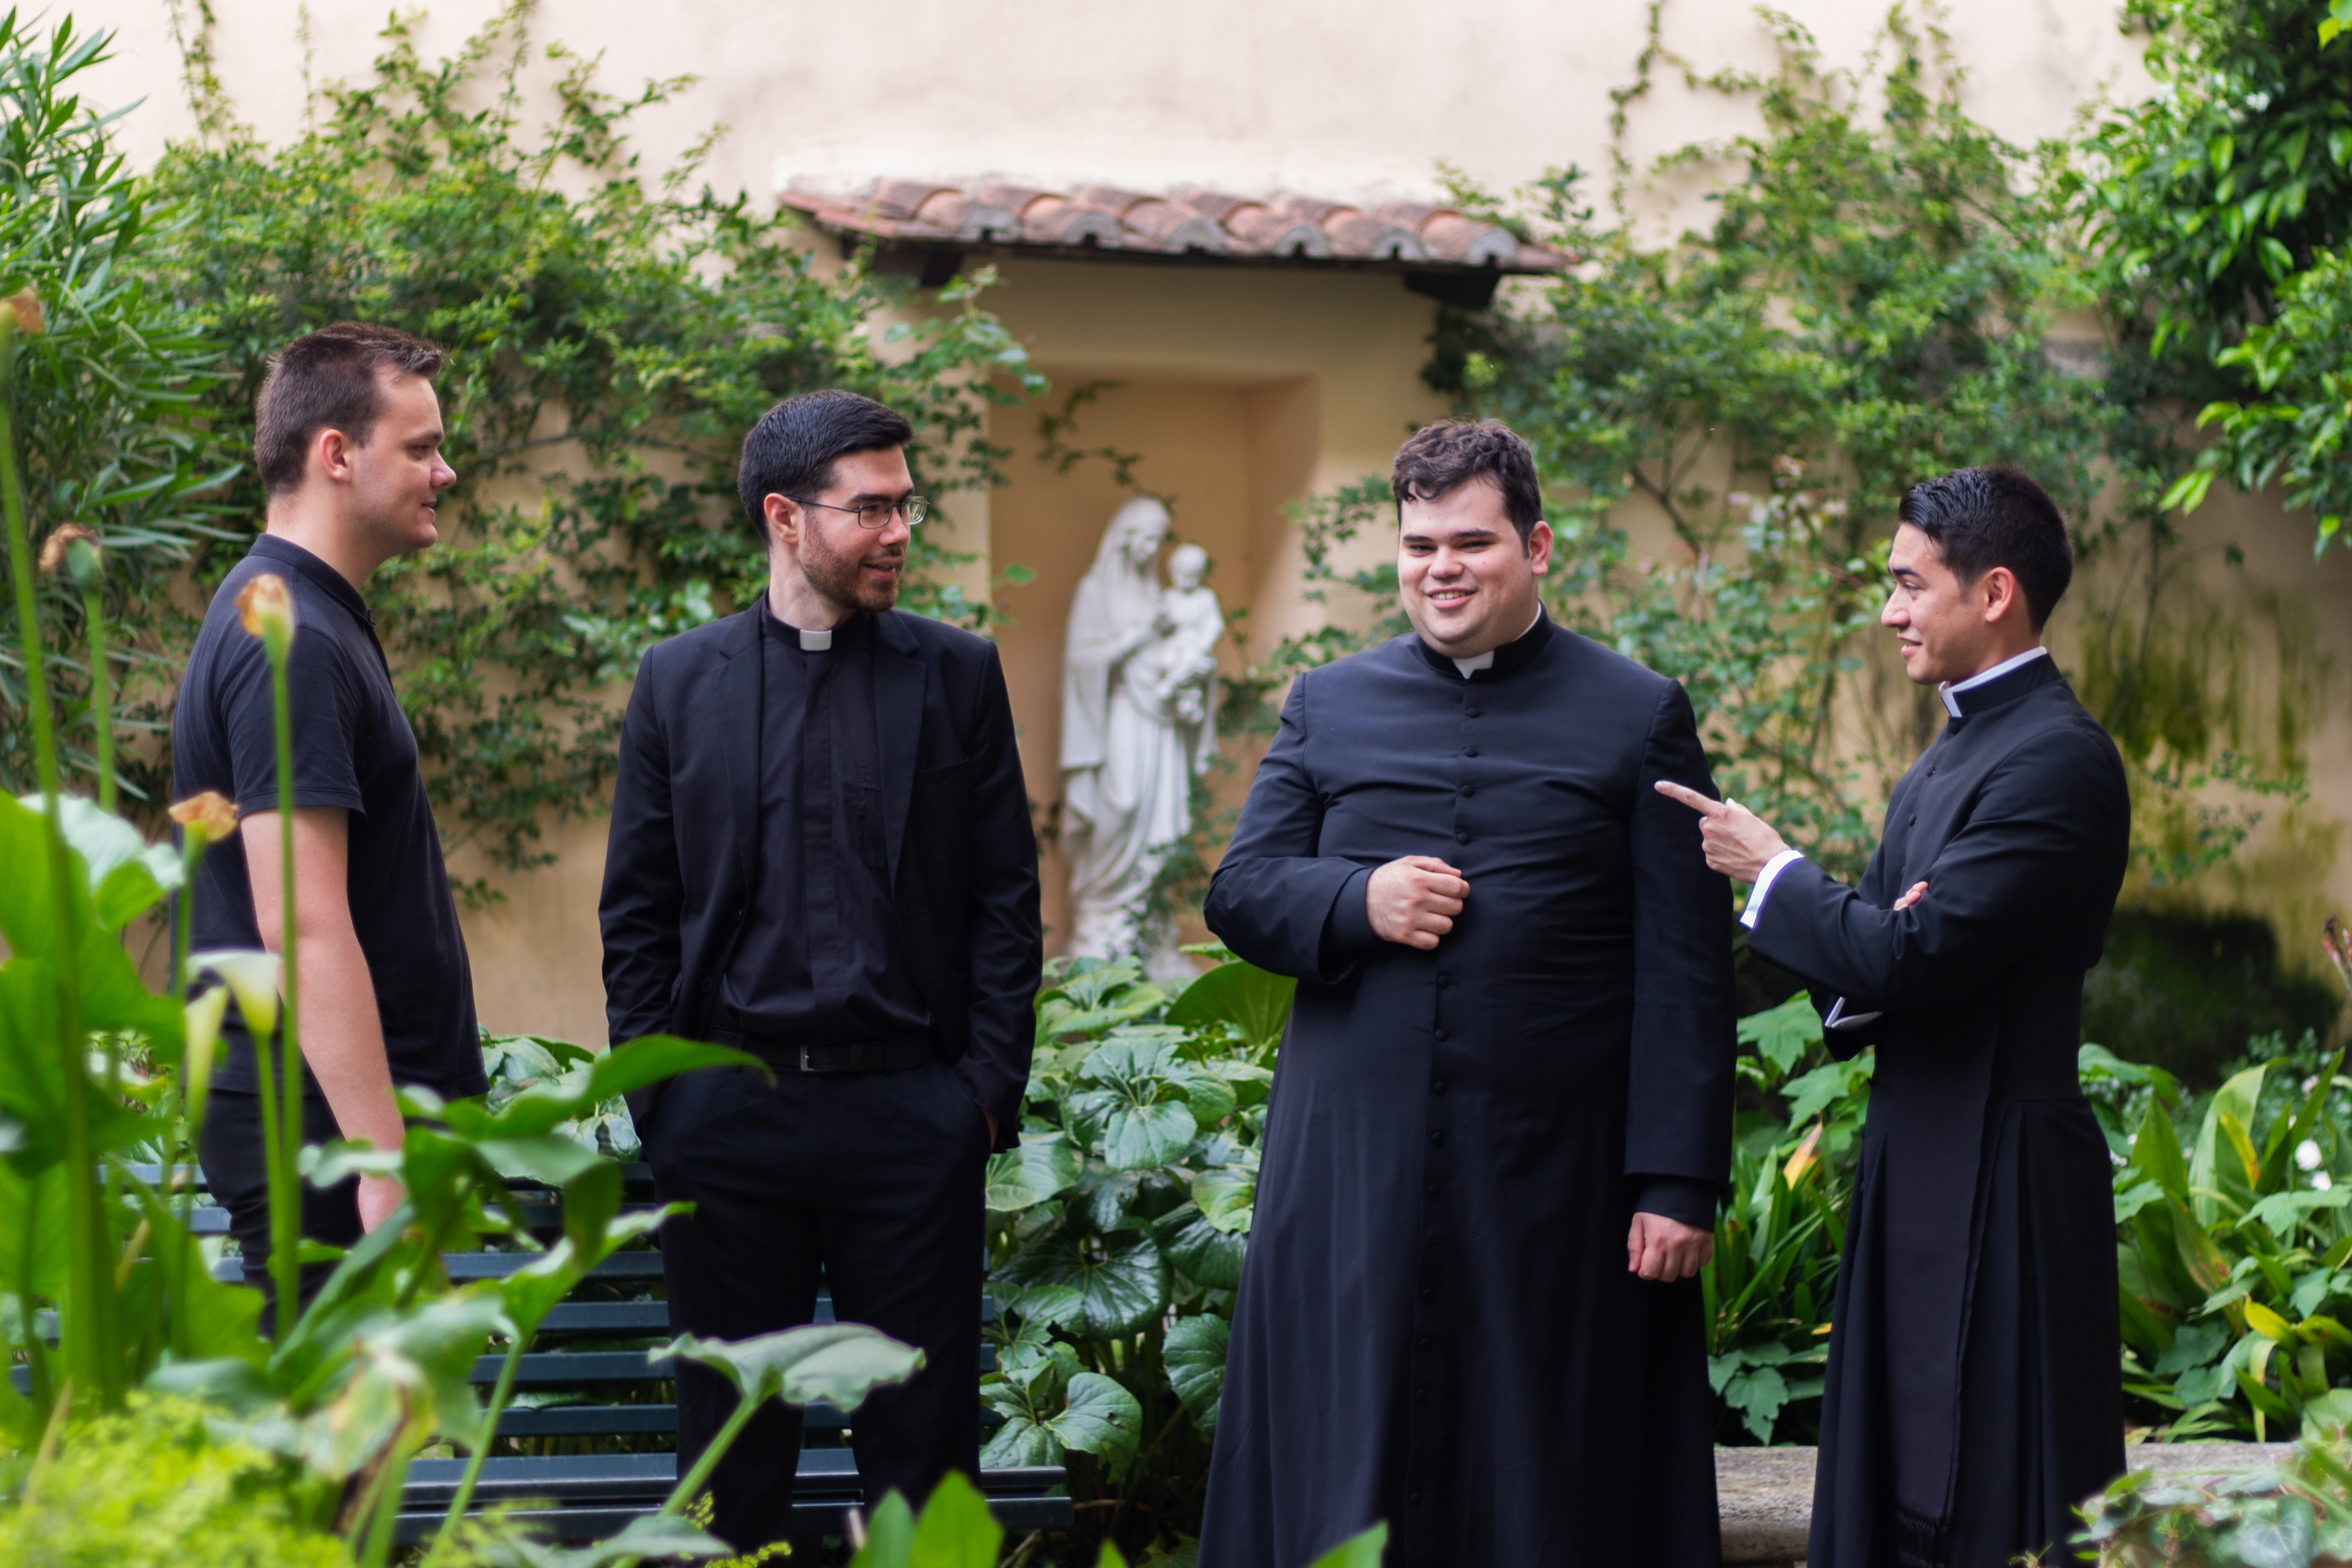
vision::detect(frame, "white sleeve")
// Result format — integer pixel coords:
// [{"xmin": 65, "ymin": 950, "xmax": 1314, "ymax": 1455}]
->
[{"xmin": 1738, "ymin": 848, "xmax": 1808, "ymax": 931}]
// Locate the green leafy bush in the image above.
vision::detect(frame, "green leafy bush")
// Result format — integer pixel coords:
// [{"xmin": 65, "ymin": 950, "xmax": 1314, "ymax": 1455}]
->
[
  {"xmin": 980, "ymin": 951, "xmax": 1285, "ymax": 1562},
  {"xmin": 0, "ymin": 1396, "xmax": 345, "ymax": 1568},
  {"xmin": 125, "ymin": 5, "xmax": 1041, "ymax": 886}
]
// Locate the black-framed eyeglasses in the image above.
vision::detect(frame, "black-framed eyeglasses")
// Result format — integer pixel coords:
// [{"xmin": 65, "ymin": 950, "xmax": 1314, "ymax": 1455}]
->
[{"xmin": 793, "ymin": 494, "xmax": 929, "ymax": 529}]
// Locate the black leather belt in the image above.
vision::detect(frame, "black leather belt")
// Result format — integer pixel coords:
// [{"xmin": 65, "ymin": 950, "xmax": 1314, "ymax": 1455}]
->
[{"xmin": 707, "ymin": 1030, "xmax": 935, "ymax": 1074}]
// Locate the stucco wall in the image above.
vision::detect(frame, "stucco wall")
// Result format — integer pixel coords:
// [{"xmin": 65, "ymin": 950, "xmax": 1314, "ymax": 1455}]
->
[{"xmin": 65, "ymin": 0, "xmax": 2350, "ymax": 1046}]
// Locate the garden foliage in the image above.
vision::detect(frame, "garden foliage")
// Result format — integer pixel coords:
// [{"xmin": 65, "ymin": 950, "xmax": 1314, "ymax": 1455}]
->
[
  {"xmin": 2071, "ymin": 0, "xmax": 2352, "ymax": 555},
  {"xmin": 2, "ymin": 3, "xmax": 1043, "ymax": 888}
]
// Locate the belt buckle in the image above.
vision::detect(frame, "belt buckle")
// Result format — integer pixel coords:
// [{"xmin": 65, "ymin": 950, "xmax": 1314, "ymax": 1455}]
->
[{"xmin": 799, "ymin": 1043, "xmax": 812, "ymax": 1072}]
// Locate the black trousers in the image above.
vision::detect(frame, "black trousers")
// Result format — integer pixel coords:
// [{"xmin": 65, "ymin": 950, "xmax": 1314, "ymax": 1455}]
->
[
  {"xmin": 646, "ymin": 1058, "xmax": 990, "ymax": 1548},
  {"xmin": 198, "ymin": 1088, "xmax": 363, "ymax": 1333}
]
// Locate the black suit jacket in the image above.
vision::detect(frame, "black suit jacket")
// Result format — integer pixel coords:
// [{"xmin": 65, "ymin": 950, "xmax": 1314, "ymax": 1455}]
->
[{"xmin": 599, "ymin": 605, "xmax": 1041, "ymax": 1150}]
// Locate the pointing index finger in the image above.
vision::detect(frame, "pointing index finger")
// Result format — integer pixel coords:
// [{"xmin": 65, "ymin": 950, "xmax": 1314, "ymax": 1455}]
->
[{"xmin": 1651, "ymin": 780, "xmax": 1725, "ymax": 816}]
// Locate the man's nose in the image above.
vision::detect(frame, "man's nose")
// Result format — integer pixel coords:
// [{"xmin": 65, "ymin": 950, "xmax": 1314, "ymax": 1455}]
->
[{"xmin": 1879, "ymin": 589, "xmax": 1904, "ymax": 627}]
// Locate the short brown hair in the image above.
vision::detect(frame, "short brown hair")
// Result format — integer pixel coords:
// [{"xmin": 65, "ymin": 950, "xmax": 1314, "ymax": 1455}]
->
[
  {"xmin": 1391, "ymin": 418, "xmax": 1544, "ymax": 545},
  {"xmin": 254, "ymin": 323, "xmax": 447, "ymax": 495}
]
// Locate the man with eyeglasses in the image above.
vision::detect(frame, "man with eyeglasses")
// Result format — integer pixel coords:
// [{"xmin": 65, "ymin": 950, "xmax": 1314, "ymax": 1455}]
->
[{"xmin": 600, "ymin": 389, "xmax": 1041, "ymax": 1547}]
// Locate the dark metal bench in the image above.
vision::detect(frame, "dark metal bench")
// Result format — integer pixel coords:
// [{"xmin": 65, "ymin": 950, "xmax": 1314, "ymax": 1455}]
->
[{"xmin": 121, "ymin": 1164, "xmax": 1071, "ymax": 1542}]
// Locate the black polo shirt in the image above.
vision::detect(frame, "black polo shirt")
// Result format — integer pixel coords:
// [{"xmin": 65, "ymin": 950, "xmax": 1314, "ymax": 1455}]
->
[{"xmin": 172, "ymin": 534, "xmax": 485, "ymax": 1100}]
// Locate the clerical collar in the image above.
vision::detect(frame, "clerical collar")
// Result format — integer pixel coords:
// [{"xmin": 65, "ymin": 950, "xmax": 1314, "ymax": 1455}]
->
[
  {"xmin": 1940, "ymin": 646, "xmax": 2053, "ymax": 718},
  {"xmin": 1422, "ymin": 605, "xmax": 1548, "ymax": 681},
  {"xmin": 759, "ymin": 595, "xmax": 857, "ymax": 653}
]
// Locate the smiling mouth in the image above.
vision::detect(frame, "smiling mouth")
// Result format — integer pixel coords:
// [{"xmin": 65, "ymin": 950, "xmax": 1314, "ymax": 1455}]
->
[{"xmin": 1428, "ymin": 588, "xmax": 1475, "ymax": 605}]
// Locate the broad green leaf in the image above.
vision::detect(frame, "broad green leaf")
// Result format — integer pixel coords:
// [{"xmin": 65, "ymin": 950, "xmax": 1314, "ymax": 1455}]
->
[
  {"xmin": 1054, "ymin": 1371, "xmax": 1144, "ymax": 1469},
  {"xmin": 1156, "ymin": 1203, "xmax": 1246, "ymax": 1290},
  {"xmin": 2133, "ymin": 1090, "xmax": 2193, "ymax": 1202},
  {"xmin": 1304, "ymin": 1525, "xmax": 1389, "ymax": 1568},
  {"xmin": 980, "ymin": 1412, "xmax": 1060, "ymax": 1468},
  {"xmin": 15, "ymin": 793, "xmax": 181, "ymax": 933},
  {"xmin": 475, "ymin": 1134, "xmax": 608, "ymax": 1188},
  {"xmin": 2192, "ymin": 1066, "xmax": 2266, "ymax": 1224},
  {"xmin": 588, "ymin": 1035, "xmax": 765, "ymax": 1103},
  {"xmin": 1104, "ymin": 1098, "xmax": 1197, "ymax": 1171},
  {"xmin": 1735, "ymin": 994, "xmax": 1822, "ymax": 1080},
  {"xmin": 0, "ymin": 1158, "xmax": 70, "ymax": 1300},
  {"xmin": 1783, "ymin": 1051, "xmax": 1872, "ymax": 1125},
  {"xmin": 997, "ymin": 1226, "xmax": 1169, "ymax": 1337},
  {"xmin": 1166, "ymin": 959, "xmax": 1295, "ymax": 1048},
  {"xmin": 2244, "ymin": 1298, "xmax": 2296, "ymax": 1343},
  {"xmin": 986, "ymin": 1130, "xmax": 1082, "ymax": 1212},
  {"xmin": 1163, "ymin": 1313, "xmax": 1230, "ymax": 1431},
  {"xmin": 905, "ymin": 1468, "xmax": 1003, "ymax": 1566},
  {"xmin": 0, "ymin": 796, "xmax": 183, "ymax": 1049},
  {"xmin": 666, "ymin": 1322, "xmax": 924, "ymax": 1412},
  {"xmin": 848, "ymin": 1490, "xmax": 919, "ymax": 1568},
  {"xmin": 1193, "ymin": 1165, "xmax": 1258, "ymax": 1235},
  {"xmin": 1175, "ymin": 1068, "xmax": 1239, "ymax": 1128}
]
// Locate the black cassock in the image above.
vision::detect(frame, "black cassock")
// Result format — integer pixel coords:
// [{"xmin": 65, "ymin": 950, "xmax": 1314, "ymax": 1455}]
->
[
  {"xmin": 1744, "ymin": 653, "xmax": 2129, "ymax": 1568},
  {"xmin": 1199, "ymin": 615, "xmax": 1735, "ymax": 1568}
]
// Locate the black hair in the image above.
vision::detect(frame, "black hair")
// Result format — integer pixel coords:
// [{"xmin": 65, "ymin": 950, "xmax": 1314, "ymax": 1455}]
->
[
  {"xmin": 736, "ymin": 389, "xmax": 914, "ymax": 550},
  {"xmin": 1390, "ymin": 418, "xmax": 1544, "ymax": 545},
  {"xmin": 255, "ymin": 322, "xmax": 446, "ymax": 495},
  {"xmin": 1897, "ymin": 466, "xmax": 2074, "ymax": 629}
]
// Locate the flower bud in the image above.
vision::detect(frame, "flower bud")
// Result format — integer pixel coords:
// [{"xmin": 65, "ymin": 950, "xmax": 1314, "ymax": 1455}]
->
[
  {"xmin": 35, "ymin": 523, "xmax": 96, "ymax": 578},
  {"xmin": 5, "ymin": 288, "xmax": 44, "ymax": 335},
  {"xmin": 235, "ymin": 573, "xmax": 295, "ymax": 644},
  {"xmin": 168, "ymin": 790, "xmax": 240, "ymax": 846},
  {"xmin": 187, "ymin": 950, "xmax": 282, "ymax": 1044},
  {"xmin": 181, "ymin": 986, "xmax": 230, "ymax": 1131}
]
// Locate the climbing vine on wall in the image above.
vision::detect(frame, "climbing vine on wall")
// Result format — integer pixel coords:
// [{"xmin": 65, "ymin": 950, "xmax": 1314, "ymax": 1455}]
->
[{"xmin": 138, "ymin": 1, "xmax": 1041, "ymax": 896}]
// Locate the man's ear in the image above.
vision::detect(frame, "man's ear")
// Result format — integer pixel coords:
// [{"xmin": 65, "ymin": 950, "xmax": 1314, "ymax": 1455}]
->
[
  {"xmin": 1526, "ymin": 519, "xmax": 1554, "ymax": 576},
  {"xmin": 762, "ymin": 492, "xmax": 799, "ymax": 554},
  {"xmin": 312, "ymin": 425, "xmax": 358, "ymax": 485},
  {"xmin": 1980, "ymin": 565, "xmax": 2024, "ymax": 625}
]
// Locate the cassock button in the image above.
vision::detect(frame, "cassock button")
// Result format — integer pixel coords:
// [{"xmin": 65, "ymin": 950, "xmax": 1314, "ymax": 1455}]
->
[
  {"xmin": 1426, "ymin": 1181, "xmax": 1441, "ymax": 1197},
  {"xmin": 1433, "ymin": 1028, "xmax": 1450, "ymax": 1041},
  {"xmin": 1464, "ymin": 744, "xmax": 1479, "ymax": 756},
  {"xmin": 1410, "ymin": 1492, "xmax": 1424, "ymax": 1506},
  {"xmin": 1465, "ymin": 706, "xmax": 1481, "ymax": 718},
  {"xmin": 1453, "ymin": 829, "xmax": 1470, "ymax": 843},
  {"xmin": 1436, "ymin": 973, "xmax": 1450, "ymax": 987},
  {"xmin": 1417, "ymin": 1335, "xmax": 1432, "ymax": 1349},
  {"xmin": 1460, "ymin": 784, "xmax": 1477, "ymax": 797},
  {"xmin": 1432, "ymin": 1080, "xmax": 1449, "ymax": 1095},
  {"xmin": 1420, "ymin": 1286, "xmax": 1434, "ymax": 1300},
  {"xmin": 1428, "ymin": 1129, "xmax": 1446, "ymax": 1146},
  {"xmin": 1414, "ymin": 1387, "xmax": 1428, "ymax": 1402}
]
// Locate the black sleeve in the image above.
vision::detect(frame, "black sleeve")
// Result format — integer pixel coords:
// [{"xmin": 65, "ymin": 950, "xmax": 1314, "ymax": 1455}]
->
[
  {"xmin": 600, "ymin": 652, "xmax": 684, "ymax": 1054},
  {"xmin": 1749, "ymin": 726, "xmax": 2127, "ymax": 1011},
  {"xmin": 1204, "ymin": 673, "xmax": 1372, "ymax": 985},
  {"xmin": 1624, "ymin": 681, "xmax": 1737, "ymax": 1193},
  {"xmin": 954, "ymin": 642, "xmax": 1043, "ymax": 1152},
  {"xmin": 1633, "ymin": 1175, "xmax": 1720, "ymax": 1229},
  {"xmin": 220, "ymin": 620, "xmax": 365, "ymax": 818}
]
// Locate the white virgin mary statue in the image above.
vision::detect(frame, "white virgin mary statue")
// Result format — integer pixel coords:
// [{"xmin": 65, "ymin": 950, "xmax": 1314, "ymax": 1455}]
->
[{"xmin": 1060, "ymin": 496, "xmax": 1220, "ymax": 979}]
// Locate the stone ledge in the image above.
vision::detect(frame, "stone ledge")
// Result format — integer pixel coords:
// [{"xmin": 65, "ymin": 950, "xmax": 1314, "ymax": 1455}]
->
[{"xmin": 1716, "ymin": 1443, "xmax": 2293, "ymax": 1566}]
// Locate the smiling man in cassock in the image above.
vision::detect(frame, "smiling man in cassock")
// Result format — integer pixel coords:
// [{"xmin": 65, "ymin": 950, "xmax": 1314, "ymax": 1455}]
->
[
  {"xmin": 1197, "ymin": 419, "xmax": 1735, "ymax": 1568},
  {"xmin": 1660, "ymin": 466, "xmax": 2130, "ymax": 1568}
]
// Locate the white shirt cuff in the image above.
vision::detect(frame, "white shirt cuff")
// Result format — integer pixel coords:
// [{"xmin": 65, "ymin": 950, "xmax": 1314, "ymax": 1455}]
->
[{"xmin": 1739, "ymin": 849, "xmax": 1807, "ymax": 931}]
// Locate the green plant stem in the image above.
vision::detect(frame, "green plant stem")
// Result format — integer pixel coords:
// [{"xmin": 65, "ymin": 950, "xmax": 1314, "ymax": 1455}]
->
[
  {"xmin": 164, "ymin": 830, "xmax": 207, "ymax": 1358},
  {"xmin": 259, "ymin": 617, "xmax": 302, "ymax": 1332},
  {"xmin": 660, "ymin": 1389, "xmax": 765, "ymax": 1517},
  {"xmin": 0, "ymin": 313, "xmax": 119, "ymax": 1409},
  {"xmin": 78, "ymin": 582, "xmax": 113, "ymax": 813},
  {"xmin": 426, "ymin": 1334, "xmax": 527, "ymax": 1560}
]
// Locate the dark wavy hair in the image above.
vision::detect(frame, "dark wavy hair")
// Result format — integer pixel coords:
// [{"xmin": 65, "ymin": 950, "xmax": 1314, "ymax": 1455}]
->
[{"xmin": 1390, "ymin": 419, "xmax": 1544, "ymax": 546}]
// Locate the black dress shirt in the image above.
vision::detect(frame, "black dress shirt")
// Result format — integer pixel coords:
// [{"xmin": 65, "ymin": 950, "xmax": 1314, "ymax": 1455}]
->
[{"xmin": 718, "ymin": 601, "xmax": 931, "ymax": 1042}]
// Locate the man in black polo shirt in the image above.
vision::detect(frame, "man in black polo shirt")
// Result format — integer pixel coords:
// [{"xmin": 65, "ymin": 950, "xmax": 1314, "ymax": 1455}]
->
[
  {"xmin": 600, "ymin": 389, "xmax": 1041, "ymax": 1546},
  {"xmin": 175, "ymin": 322, "xmax": 483, "ymax": 1319}
]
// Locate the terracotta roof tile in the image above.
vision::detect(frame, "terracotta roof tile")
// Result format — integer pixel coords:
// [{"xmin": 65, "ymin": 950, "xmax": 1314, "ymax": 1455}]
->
[{"xmin": 776, "ymin": 179, "xmax": 1569, "ymax": 280}]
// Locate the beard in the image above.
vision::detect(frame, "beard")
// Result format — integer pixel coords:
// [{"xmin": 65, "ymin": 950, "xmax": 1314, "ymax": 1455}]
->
[{"xmin": 800, "ymin": 523, "xmax": 903, "ymax": 613}]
